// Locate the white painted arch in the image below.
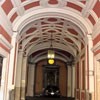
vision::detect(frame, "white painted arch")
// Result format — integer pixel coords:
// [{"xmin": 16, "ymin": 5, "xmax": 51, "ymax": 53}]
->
[{"xmin": 13, "ymin": 8, "xmax": 92, "ymax": 36}]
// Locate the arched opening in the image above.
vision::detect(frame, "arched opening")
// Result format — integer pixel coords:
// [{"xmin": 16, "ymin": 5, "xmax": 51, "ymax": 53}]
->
[
  {"xmin": 14, "ymin": 16, "xmax": 88, "ymax": 100},
  {"xmin": 1, "ymin": 0, "xmax": 100, "ymax": 100}
]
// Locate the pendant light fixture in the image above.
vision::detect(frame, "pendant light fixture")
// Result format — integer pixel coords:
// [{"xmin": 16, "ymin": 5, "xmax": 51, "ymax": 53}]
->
[{"xmin": 47, "ymin": 33, "xmax": 55, "ymax": 64}]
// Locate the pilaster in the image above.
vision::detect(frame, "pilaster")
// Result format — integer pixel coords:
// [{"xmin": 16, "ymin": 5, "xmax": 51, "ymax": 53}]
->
[
  {"xmin": 87, "ymin": 34, "xmax": 94, "ymax": 100},
  {"xmin": 7, "ymin": 32, "xmax": 18, "ymax": 100},
  {"xmin": 26, "ymin": 63, "xmax": 36, "ymax": 96},
  {"xmin": 20, "ymin": 56, "xmax": 28, "ymax": 100},
  {"xmin": 15, "ymin": 50, "xmax": 24, "ymax": 100}
]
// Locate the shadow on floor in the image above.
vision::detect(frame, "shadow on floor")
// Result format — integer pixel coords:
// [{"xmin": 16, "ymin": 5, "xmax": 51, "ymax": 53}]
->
[{"xmin": 26, "ymin": 96, "xmax": 75, "ymax": 100}]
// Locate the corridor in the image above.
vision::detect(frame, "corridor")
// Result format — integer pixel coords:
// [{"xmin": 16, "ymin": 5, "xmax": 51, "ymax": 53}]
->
[{"xmin": 0, "ymin": 0, "xmax": 100, "ymax": 100}]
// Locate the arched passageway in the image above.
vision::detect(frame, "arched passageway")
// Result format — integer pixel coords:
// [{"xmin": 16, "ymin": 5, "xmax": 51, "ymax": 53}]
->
[
  {"xmin": 14, "ymin": 13, "xmax": 91, "ymax": 100},
  {"xmin": 0, "ymin": 0, "xmax": 100, "ymax": 100}
]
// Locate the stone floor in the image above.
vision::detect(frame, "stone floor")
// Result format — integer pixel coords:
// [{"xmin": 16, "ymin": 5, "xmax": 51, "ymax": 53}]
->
[{"xmin": 26, "ymin": 96, "xmax": 75, "ymax": 100}]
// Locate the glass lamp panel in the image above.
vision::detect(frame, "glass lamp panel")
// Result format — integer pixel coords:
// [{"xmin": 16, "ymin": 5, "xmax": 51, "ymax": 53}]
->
[{"xmin": 47, "ymin": 50, "xmax": 55, "ymax": 58}]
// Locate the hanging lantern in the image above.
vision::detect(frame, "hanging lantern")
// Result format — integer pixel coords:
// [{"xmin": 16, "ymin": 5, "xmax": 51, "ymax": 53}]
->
[
  {"xmin": 47, "ymin": 33, "xmax": 55, "ymax": 64},
  {"xmin": 47, "ymin": 50, "xmax": 55, "ymax": 59}
]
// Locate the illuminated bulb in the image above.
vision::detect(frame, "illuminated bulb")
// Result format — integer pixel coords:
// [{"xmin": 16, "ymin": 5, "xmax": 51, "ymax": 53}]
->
[{"xmin": 48, "ymin": 59, "xmax": 54, "ymax": 64}]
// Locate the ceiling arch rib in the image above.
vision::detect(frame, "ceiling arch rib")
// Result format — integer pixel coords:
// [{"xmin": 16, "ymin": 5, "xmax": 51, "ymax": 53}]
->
[
  {"xmin": 11, "ymin": 4, "xmax": 92, "ymax": 63},
  {"xmin": 22, "ymin": 31, "xmax": 80, "ymax": 51},
  {"xmin": 19, "ymin": 18, "xmax": 83, "ymax": 38},
  {"xmin": 0, "ymin": 0, "xmax": 99, "ymax": 64},
  {"xmin": 31, "ymin": 55, "xmax": 67, "ymax": 64},
  {"xmin": 0, "ymin": 0, "xmax": 98, "ymax": 34},
  {"xmin": 13, "ymin": 8, "xmax": 92, "ymax": 35},
  {"xmin": 19, "ymin": 17, "xmax": 83, "ymax": 37},
  {"xmin": 25, "ymin": 40, "xmax": 77, "ymax": 58},
  {"xmin": 25, "ymin": 39, "xmax": 77, "ymax": 56},
  {"xmin": 18, "ymin": 18, "xmax": 83, "ymax": 55}
]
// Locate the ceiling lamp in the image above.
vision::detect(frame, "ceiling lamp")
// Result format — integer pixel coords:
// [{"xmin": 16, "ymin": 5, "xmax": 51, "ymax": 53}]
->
[{"xmin": 47, "ymin": 33, "xmax": 55, "ymax": 64}]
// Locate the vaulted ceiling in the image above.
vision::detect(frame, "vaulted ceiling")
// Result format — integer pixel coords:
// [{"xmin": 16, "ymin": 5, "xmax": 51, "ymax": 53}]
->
[{"xmin": 0, "ymin": 0, "xmax": 100, "ymax": 62}]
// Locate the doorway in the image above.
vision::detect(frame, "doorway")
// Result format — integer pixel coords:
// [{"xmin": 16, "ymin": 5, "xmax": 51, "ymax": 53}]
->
[{"xmin": 43, "ymin": 65, "xmax": 59, "ymax": 88}]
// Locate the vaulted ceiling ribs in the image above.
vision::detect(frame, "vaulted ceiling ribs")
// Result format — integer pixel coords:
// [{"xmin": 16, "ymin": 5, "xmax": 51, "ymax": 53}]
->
[{"xmin": 18, "ymin": 17, "xmax": 84, "ymax": 59}]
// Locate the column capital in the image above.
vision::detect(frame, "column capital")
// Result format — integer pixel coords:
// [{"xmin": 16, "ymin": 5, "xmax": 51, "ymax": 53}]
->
[
  {"xmin": 12, "ymin": 30, "xmax": 20, "ymax": 42},
  {"xmin": 12, "ymin": 32, "xmax": 17, "ymax": 37},
  {"xmin": 87, "ymin": 34, "xmax": 92, "ymax": 40},
  {"xmin": 18, "ymin": 50, "xmax": 24, "ymax": 57}
]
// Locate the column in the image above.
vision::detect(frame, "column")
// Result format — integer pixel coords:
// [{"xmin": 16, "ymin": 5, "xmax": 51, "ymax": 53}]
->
[
  {"xmin": 15, "ymin": 51, "xmax": 23, "ymax": 100},
  {"xmin": 20, "ymin": 56, "xmax": 28, "ymax": 100},
  {"xmin": 26, "ymin": 63, "xmax": 35, "ymax": 96},
  {"xmin": 85, "ymin": 45, "xmax": 88, "ymax": 90},
  {"xmin": 7, "ymin": 32, "xmax": 17, "ymax": 99},
  {"xmin": 67, "ymin": 66, "xmax": 72, "ymax": 97},
  {"xmin": 87, "ymin": 34, "xmax": 94, "ymax": 100},
  {"xmin": 85, "ymin": 44, "xmax": 90, "ymax": 100}
]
